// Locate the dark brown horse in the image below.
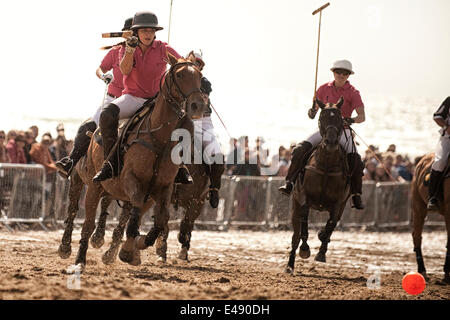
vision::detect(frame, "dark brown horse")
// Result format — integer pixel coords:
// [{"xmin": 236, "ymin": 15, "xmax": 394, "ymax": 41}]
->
[
  {"xmin": 411, "ymin": 153, "xmax": 450, "ymax": 283},
  {"xmin": 58, "ymin": 53, "xmax": 207, "ymax": 270},
  {"xmin": 285, "ymin": 97, "xmax": 351, "ymax": 273}
]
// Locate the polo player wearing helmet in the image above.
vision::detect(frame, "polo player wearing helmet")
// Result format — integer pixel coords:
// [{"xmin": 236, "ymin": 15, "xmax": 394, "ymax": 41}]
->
[
  {"xmin": 279, "ymin": 59, "xmax": 366, "ymax": 210},
  {"xmin": 186, "ymin": 50, "xmax": 225, "ymax": 208},
  {"xmin": 427, "ymin": 96, "xmax": 450, "ymax": 211},
  {"xmin": 93, "ymin": 11, "xmax": 183, "ymax": 182}
]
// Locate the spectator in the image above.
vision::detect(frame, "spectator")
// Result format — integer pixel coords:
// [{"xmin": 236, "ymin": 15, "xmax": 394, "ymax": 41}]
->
[
  {"xmin": 363, "ymin": 159, "xmax": 377, "ymax": 181},
  {"xmin": 23, "ymin": 129, "xmax": 35, "ymax": 164},
  {"xmin": 6, "ymin": 133, "xmax": 27, "ymax": 164},
  {"xmin": 0, "ymin": 130, "xmax": 10, "ymax": 163},
  {"xmin": 277, "ymin": 146, "xmax": 290, "ymax": 177},
  {"xmin": 374, "ymin": 163, "xmax": 391, "ymax": 182},
  {"xmin": 225, "ymin": 138, "xmax": 238, "ymax": 175},
  {"xmin": 30, "ymin": 134, "xmax": 58, "ymax": 174},
  {"xmin": 386, "ymin": 144, "xmax": 396, "ymax": 153},
  {"xmin": 51, "ymin": 135, "xmax": 70, "ymax": 161},
  {"xmin": 6, "ymin": 130, "xmax": 17, "ymax": 143},
  {"xmin": 29, "ymin": 125, "xmax": 39, "ymax": 144},
  {"xmin": 233, "ymin": 147, "xmax": 260, "ymax": 176}
]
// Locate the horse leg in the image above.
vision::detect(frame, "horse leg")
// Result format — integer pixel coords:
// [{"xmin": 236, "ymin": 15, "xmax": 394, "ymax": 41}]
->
[
  {"xmin": 136, "ymin": 186, "xmax": 172, "ymax": 251},
  {"xmin": 118, "ymin": 206, "xmax": 142, "ymax": 266},
  {"xmin": 91, "ymin": 196, "xmax": 111, "ymax": 248},
  {"xmin": 315, "ymin": 205, "xmax": 341, "ymax": 263},
  {"xmin": 443, "ymin": 214, "xmax": 450, "ymax": 284},
  {"xmin": 178, "ymin": 201, "xmax": 203, "ymax": 261},
  {"xmin": 73, "ymin": 184, "xmax": 102, "ymax": 270},
  {"xmin": 285, "ymin": 197, "xmax": 302, "ymax": 274},
  {"xmin": 412, "ymin": 188, "xmax": 428, "ymax": 280},
  {"xmin": 58, "ymin": 171, "xmax": 84, "ymax": 259},
  {"xmin": 154, "ymin": 203, "xmax": 170, "ymax": 264},
  {"xmin": 298, "ymin": 204, "xmax": 311, "ymax": 259},
  {"xmin": 102, "ymin": 202, "xmax": 132, "ymax": 265}
]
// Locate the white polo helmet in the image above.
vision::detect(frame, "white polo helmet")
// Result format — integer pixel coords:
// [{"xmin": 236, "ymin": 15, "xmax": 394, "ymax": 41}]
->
[{"xmin": 330, "ymin": 60, "xmax": 354, "ymax": 74}]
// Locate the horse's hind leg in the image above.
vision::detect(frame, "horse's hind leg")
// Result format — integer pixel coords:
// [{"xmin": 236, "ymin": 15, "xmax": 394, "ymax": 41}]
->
[
  {"xmin": 102, "ymin": 202, "xmax": 132, "ymax": 265},
  {"xmin": 58, "ymin": 171, "xmax": 84, "ymax": 259},
  {"xmin": 119, "ymin": 206, "xmax": 142, "ymax": 266},
  {"xmin": 73, "ymin": 183, "xmax": 102, "ymax": 270},
  {"xmin": 443, "ymin": 213, "xmax": 450, "ymax": 284},
  {"xmin": 91, "ymin": 196, "xmax": 112, "ymax": 248},
  {"xmin": 178, "ymin": 201, "xmax": 203, "ymax": 261},
  {"xmin": 412, "ymin": 187, "xmax": 428, "ymax": 280},
  {"xmin": 298, "ymin": 205, "xmax": 311, "ymax": 259},
  {"xmin": 285, "ymin": 198, "xmax": 302, "ymax": 274}
]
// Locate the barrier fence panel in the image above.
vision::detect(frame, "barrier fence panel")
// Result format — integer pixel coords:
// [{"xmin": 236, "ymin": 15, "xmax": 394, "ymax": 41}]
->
[
  {"xmin": 0, "ymin": 164, "xmax": 46, "ymax": 224},
  {"xmin": 340, "ymin": 182, "xmax": 377, "ymax": 227},
  {"xmin": 374, "ymin": 182, "xmax": 411, "ymax": 228},
  {"xmin": 197, "ymin": 177, "xmax": 232, "ymax": 228}
]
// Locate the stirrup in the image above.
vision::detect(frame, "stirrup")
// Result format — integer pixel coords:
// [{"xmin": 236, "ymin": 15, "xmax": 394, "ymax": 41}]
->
[
  {"xmin": 279, "ymin": 181, "xmax": 294, "ymax": 196},
  {"xmin": 427, "ymin": 198, "xmax": 439, "ymax": 211},
  {"xmin": 174, "ymin": 168, "xmax": 193, "ymax": 185},
  {"xmin": 93, "ymin": 161, "xmax": 114, "ymax": 182}
]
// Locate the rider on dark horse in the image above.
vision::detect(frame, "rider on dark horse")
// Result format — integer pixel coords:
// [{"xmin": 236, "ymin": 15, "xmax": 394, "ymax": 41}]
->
[
  {"xmin": 427, "ymin": 96, "xmax": 450, "ymax": 211},
  {"xmin": 279, "ymin": 59, "xmax": 366, "ymax": 210},
  {"xmin": 188, "ymin": 51, "xmax": 225, "ymax": 208}
]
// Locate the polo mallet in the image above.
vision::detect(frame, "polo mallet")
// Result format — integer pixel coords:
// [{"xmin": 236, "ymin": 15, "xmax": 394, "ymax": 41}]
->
[
  {"xmin": 167, "ymin": 0, "xmax": 174, "ymax": 44},
  {"xmin": 308, "ymin": 2, "xmax": 330, "ymax": 119}
]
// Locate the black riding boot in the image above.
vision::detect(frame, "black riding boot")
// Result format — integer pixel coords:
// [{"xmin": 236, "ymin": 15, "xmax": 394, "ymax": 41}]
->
[
  {"xmin": 174, "ymin": 165, "xmax": 193, "ymax": 184},
  {"xmin": 56, "ymin": 120, "xmax": 97, "ymax": 179},
  {"xmin": 93, "ymin": 104, "xmax": 120, "ymax": 182},
  {"xmin": 208, "ymin": 158, "xmax": 225, "ymax": 208},
  {"xmin": 279, "ymin": 141, "xmax": 313, "ymax": 196},
  {"xmin": 427, "ymin": 169, "xmax": 443, "ymax": 211},
  {"xmin": 347, "ymin": 153, "xmax": 365, "ymax": 210}
]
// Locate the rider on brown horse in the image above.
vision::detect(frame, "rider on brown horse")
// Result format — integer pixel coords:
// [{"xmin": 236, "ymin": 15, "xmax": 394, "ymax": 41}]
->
[
  {"xmin": 279, "ymin": 59, "xmax": 366, "ymax": 210},
  {"xmin": 92, "ymin": 11, "xmax": 193, "ymax": 183},
  {"xmin": 427, "ymin": 96, "xmax": 450, "ymax": 211},
  {"xmin": 188, "ymin": 51, "xmax": 225, "ymax": 208}
]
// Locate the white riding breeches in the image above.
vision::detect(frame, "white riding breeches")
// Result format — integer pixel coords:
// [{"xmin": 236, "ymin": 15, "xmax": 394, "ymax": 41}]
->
[
  {"xmin": 92, "ymin": 94, "xmax": 115, "ymax": 126},
  {"xmin": 193, "ymin": 116, "xmax": 222, "ymax": 164},
  {"xmin": 432, "ymin": 134, "xmax": 450, "ymax": 172},
  {"xmin": 306, "ymin": 128, "xmax": 357, "ymax": 154}
]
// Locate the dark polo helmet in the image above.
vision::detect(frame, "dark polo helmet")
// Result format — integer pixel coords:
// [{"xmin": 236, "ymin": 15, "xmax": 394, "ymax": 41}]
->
[
  {"xmin": 130, "ymin": 11, "xmax": 163, "ymax": 31},
  {"xmin": 122, "ymin": 17, "xmax": 133, "ymax": 31}
]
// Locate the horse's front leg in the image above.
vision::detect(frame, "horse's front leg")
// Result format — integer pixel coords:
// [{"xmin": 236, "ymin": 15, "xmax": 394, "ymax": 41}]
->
[
  {"xmin": 58, "ymin": 171, "xmax": 84, "ymax": 259},
  {"xmin": 298, "ymin": 204, "xmax": 311, "ymax": 259},
  {"xmin": 102, "ymin": 202, "xmax": 132, "ymax": 265},
  {"xmin": 315, "ymin": 203, "xmax": 342, "ymax": 263},
  {"xmin": 91, "ymin": 196, "xmax": 112, "ymax": 248},
  {"xmin": 178, "ymin": 201, "xmax": 203, "ymax": 261},
  {"xmin": 285, "ymin": 197, "xmax": 302, "ymax": 274}
]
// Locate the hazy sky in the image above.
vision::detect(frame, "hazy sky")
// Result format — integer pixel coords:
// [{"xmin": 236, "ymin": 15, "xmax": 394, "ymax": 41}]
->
[{"xmin": 1, "ymin": 0, "xmax": 449, "ymax": 143}]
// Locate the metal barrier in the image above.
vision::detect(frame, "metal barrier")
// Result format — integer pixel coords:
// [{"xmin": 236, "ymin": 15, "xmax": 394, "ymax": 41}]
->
[
  {"xmin": 0, "ymin": 164, "xmax": 46, "ymax": 227},
  {"xmin": 1, "ymin": 163, "xmax": 446, "ymax": 230}
]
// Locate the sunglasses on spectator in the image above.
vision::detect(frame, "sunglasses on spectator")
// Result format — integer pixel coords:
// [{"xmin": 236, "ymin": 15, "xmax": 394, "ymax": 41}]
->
[
  {"xmin": 333, "ymin": 69, "xmax": 351, "ymax": 76},
  {"xmin": 0, "ymin": 136, "xmax": 5, "ymax": 139}
]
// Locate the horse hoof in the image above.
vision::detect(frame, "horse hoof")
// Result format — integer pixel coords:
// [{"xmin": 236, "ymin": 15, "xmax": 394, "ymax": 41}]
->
[
  {"xmin": 90, "ymin": 235, "xmax": 105, "ymax": 249},
  {"xmin": 178, "ymin": 248, "xmax": 189, "ymax": 261},
  {"xmin": 442, "ymin": 274, "xmax": 450, "ymax": 284},
  {"xmin": 156, "ymin": 256, "xmax": 167, "ymax": 264},
  {"xmin": 58, "ymin": 245, "xmax": 71, "ymax": 259},
  {"xmin": 284, "ymin": 266, "xmax": 294, "ymax": 274},
  {"xmin": 314, "ymin": 252, "xmax": 326, "ymax": 263},
  {"xmin": 135, "ymin": 236, "xmax": 147, "ymax": 250},
  {"xmin": 102, "ymin": 249, "xmax": 118, "ymax": 265},
  {"xmin": 119, "ymin": 248, "xmax": 134, "ymax": 264},
  {"xmin": 299, "ymin": 248, "xmax": 311, "ymax": 259},
  {"xmin": 420, "ymin": 271, "xmax": 429, "ymax": 282}
]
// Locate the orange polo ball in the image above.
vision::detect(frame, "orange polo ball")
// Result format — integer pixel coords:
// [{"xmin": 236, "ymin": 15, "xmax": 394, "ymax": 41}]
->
[{"xmin": 402, "ymin": 272, "xmax": 426, "ymax": 295}]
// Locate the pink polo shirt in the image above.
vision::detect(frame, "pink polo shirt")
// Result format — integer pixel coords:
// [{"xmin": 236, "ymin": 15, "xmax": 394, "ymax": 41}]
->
[
  {"xmin": 100, "ymin": 45, "xmax": 125, "ymax": 98},
  {"xmin": 316, "ymin": 81, "xmax": 364, "ymax": 118},
  {"xmin": 123, "ymin": 40, "xmax": 181, "ymax": 99}
]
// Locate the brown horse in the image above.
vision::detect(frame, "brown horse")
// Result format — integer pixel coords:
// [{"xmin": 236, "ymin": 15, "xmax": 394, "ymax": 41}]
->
[
  {"xmin": 411, "ymin": 153, "xmax": 450, "ymax": 283},
  {"xmin": 285, "ymin": 98, "xmax": 351, "ymax": 273},
  {"xmin": 58, "ymin": 53, "xmax": 207, "ymax": 270}
]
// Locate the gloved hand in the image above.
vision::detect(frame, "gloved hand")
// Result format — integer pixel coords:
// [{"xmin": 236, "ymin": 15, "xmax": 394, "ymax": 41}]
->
[
  {"xmin": 102, "ymin": 74, "xmax": 113, "ymax": 84},
  {"xmin": 201, "ymin": 77, "xmax": 212, "ymax": 95},
  {"xmin": 343, "ymin": 117, "xmax": 355, "ymax": 126},
  {"xmin": 308, "ymin": 107, "xmax": 318, "ymax": 119},
  {"xmin": 126, "ymin": 36, "xmax": 139, "ymax": 48}
]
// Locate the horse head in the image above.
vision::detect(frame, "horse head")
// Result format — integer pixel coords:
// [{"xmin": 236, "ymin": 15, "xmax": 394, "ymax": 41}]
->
[
  {"xmin": 161, "ymin": 53, "xmax": 207, "ymax": 120},
  {"xmin": 316, "ymin": 97, "xmax": 344, "ymax": 152}
]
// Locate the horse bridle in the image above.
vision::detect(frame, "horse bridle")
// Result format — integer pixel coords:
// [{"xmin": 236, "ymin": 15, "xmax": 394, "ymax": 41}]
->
[
  {"xmin": 159, "ymin": 61, "xmax": 204, "ymax": 119},
  {"xmin": 319, "ymin": 108, "xmax": 344, "ymax": 144}
]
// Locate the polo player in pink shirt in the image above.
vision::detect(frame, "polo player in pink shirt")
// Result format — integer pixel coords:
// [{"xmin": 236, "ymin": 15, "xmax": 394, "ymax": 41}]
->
[
  {"xmin": 93, "ymin": 11, "xmax": 182, "ymax": 182},
  {"xmin": 279, "ymin": 60, "xmax": 366, "ymax": 210},
  {"xmin": 55, "ymin": 17, "xmax": 132, "ymax": 178}
]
